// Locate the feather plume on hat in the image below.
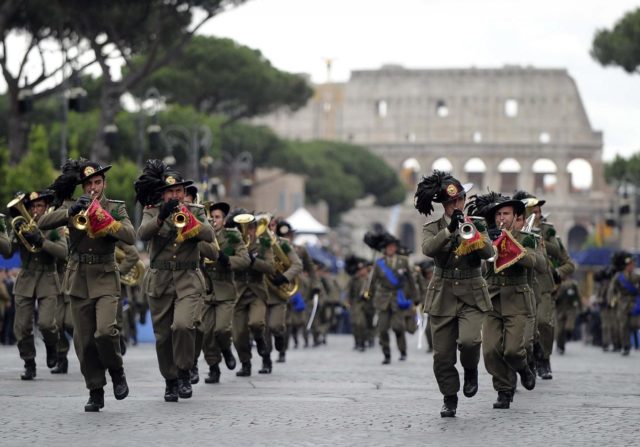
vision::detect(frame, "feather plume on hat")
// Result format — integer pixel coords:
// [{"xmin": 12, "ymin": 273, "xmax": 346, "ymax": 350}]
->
[
  {"xmin": 414, "ymin": 170, "xmax": 449, "ymax": 216},
  {"xmin": 344, "ymin": 255, "xmax": 367, "ymax": 275},
  {"xmin": 465, "ymin": 191, "xmax": 503, "ymax": 219},
  {"xmin": 134, "ymin": 159, "xmax": 167, "ymax": 206},
  {"xmin": 363, "ymin": 228, "xmax": 387, "ymax": 251},
  {"xmin": 48, "ymin": 159, "xmax": 82, "ymax": 207}
]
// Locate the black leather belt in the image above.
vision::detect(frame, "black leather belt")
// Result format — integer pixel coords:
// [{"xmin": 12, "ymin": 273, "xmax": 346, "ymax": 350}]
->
[
  {"xmin": 71, "ymin": 253, "xmax": 115, "ymax": 264},
  {"xmin": 234, "ymin": 271, "xmax": 264, "ymax": 282},
  {"xmin": 23, "ymin": 264, "xmax": 56, "ymax": 272},
  {"xmin": 204, "ymin": 268, "xmax": 233, "ymax": 281},
  {"xmin": 487, "ymin": 275, "xmax": 528, "ymax": 286},
  {"xmin": 434, "ymin": 266, "xmax": 482, "ymax": 280},
  {"xmin": 150, "ymin": 260, "xmax": 199, "ymax": 271}
]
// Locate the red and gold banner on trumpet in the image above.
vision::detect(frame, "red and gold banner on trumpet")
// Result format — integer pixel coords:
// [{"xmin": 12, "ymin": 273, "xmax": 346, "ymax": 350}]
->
[
  {"xmin": 175, "ymin": 205, "xmax": 201, "ymax": 243},
  {"xmin": 492, "ymin": 230, "xmax": 526, "ymax": 273},
  {"xmin": 85, "ymin": 200, "xmax": 121, "ymax": 238}
]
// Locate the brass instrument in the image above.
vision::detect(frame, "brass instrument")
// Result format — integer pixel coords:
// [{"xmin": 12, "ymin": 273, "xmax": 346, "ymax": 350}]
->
[
  {"xmin": 522, "ymin": 214, "xmax": 537, "ymax": 233},
  {"xmin": 7, "ymin": 194, "xmax": 41, "ymax": 253},
  {"xmin": 116, "ymin": 246, "xmax": 145, "ymax": 286},
  {"xmin": 255, "ymin": 215, "xmax": 300, "ymax": 300},
  {"xmin": 233, "ymin": 213, "xmax": 255, "ymax": 247},
  {"xmin": 72, "ymin": 192, "xmax": 96, "ymax": 231},
  {"xmin": 172, "ymin": 210, "xmax": 187, "ymax": 228}
]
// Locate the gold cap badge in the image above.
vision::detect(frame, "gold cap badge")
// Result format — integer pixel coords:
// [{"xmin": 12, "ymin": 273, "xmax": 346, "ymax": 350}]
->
[
  {"xmin": 446, "ymin": 184, "xmax": 458, "ymax": 197},
  {"xmin": 166, "ymin": 176, "xmax": 176, "ymax": 185},
  {"xmin": 29, "ymin": 192, "xmax": 39, "ymax": 201},
  {"xmin": 84, "ymin": 166, "xmax": 96, "ymax": 177}
]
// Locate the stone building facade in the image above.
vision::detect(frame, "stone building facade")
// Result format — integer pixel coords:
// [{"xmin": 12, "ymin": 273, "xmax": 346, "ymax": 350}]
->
[{"xmin": 254, "ymin": 65, "xmax": 608, "ymax": 257}]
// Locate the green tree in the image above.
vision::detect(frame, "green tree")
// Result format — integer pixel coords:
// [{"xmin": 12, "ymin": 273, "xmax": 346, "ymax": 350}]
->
[
  {"xmin": 134, "ymin": 36, "xmax": 313, "ymax": 125},
  {"xmin": 3, "ymin": 125, "xmax": 56, "ymax": 202},
  {"xmin": 591, "ymin": 8, "xmax": 640, "ymax": 74}
]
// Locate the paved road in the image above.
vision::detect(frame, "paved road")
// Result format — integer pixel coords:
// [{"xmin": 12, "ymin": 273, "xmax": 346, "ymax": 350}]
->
[{"xmin": 1, "ymin": 334, "xmax": 639, "ymax": 447}]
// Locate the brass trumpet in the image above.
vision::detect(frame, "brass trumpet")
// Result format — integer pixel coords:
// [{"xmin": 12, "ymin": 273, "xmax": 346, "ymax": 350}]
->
[
  {"xmin": 7, "ymin": 194, "xmax": 41, "ymax": 253},
  {"xmin": 172, "ymin": 210, "xmax": 188, "ymax": 228},
  {"xmin": 72, "ymin": 192, "xmax": 96, "ymax": 231}
]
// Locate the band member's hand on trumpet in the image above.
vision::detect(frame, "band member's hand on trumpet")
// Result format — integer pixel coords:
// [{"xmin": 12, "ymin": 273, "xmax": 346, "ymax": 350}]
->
[{"xmin": 157, "ymin": 198, "xmax": 180, "ymax": 226}]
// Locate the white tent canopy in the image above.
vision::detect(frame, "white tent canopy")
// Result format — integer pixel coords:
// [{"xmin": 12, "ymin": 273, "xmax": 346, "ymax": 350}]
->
[{"xmin": 286, "ymin": 208, "xmax": 328, "ymax": 234}]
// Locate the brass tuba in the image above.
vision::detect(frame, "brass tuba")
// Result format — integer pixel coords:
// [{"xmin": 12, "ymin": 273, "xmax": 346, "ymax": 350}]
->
[
  {"xmin": 255, "ymin": 216, "xmax": 300, "ymax": 300},
  {"xmin": 7, "ymin": 194, "xmax": 41, "ymax": 253},
  {"xmin": 233, "ymin": 213, "xmax": 255, "ymax": 247},
  {"xmin": 116, "ymin": 246, "xmax": 145, "ymax": 286}
]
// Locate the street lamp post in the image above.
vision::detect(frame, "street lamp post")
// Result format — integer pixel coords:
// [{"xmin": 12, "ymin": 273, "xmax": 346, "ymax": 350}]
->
[{"xmin": 162, "ymin": 124, "xmax": 213, "ymax": 190}]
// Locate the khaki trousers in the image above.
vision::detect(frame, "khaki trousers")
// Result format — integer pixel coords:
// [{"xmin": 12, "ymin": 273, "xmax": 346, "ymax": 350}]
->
[
  {"xmin": 377, "ymin": 307, "xmax": 406, "ymax": 356},
  {"xmin": 483, "ymin": 311, "xmax": 529, "ymax": 392},
  {"xmin": 265, "ymin": 300, "xmax": 288, "ymax": 355},
  {"xmin": 55, "ymin": 294, "xmax": 73, "ymax": 355},
  {"xmin": 201, "ymin": 300, "xmax": 235, "ymax": 365},
  {"xmin": 430, "ymin": 304, "xmax": 485, "ymax": 397},
  {"xmin": 148, "ymin": 292, "xmax": 199, "ymax": 379},
  {"xmin": 232, "ymin": 290, "xmax": 266, "ymax": 363},
  {"xmin": 14, "ymin": 294, "xmax": 58, "ymax": 361},
  {"xmin": 70, "ymin": 295, "xmax": 122, "ymax": 390}
]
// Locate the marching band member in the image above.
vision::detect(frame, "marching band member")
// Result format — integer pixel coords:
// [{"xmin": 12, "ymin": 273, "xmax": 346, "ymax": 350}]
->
[{"xmin": 40, "ymin": 159, "xmax": 134, "ymax": 412}]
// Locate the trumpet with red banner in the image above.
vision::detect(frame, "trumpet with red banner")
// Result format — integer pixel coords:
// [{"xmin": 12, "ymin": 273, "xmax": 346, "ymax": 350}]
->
[
  {"xmin": 492, "ymin": 229, "xmax": 526, "ymax": 273},
  {"xmin": 173, "ymin": 204, "xmax": 201, "ymax": 243},
  {"xmin": 82, "ymin": 198, "xmax": 122, "ymax": 239}
]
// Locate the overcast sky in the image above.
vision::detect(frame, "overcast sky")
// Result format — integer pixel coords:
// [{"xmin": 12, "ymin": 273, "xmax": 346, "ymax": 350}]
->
[{"xmin": 202, "ymin": 0, "xmax": 640, "ymax": 161}]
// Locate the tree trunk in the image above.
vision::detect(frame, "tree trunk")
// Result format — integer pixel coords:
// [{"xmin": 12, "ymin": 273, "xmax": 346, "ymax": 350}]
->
[
  {"xmin": 7, "ymin": 91, "xmax": 30, "ymax": 165},
  {"xmin": 91, "ymin": 80, "xmax": 122, "ymax": 164}
]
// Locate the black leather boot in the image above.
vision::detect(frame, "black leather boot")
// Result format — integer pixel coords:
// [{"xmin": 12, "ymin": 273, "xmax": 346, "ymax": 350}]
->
[
  {"xmin": 84, "ymin": 388, "xmax": 105, "ymax": 412},
  {"xmin": 463, "ymin": 368, "xmax": 478, "ymax": 398},
  {"xmin": 190, "ymin": 362, "xmax": 200, "ymax": 384},
  {"xmin": 399, "ymin": 351, "xmax": 407, "ymax": 361},
  {"xmin": 50, "ymin": 355, "xmax": 68, "ymax": 374},
  {"xmin": 109, "ymin": 367, "xmax": 129, "ymax": 400},
  {"xmin": 440, "ymin": 395, "xmax": 458, "ymax": 417},
  {"xmin": 236, "ymin": 361, "xmax": 251, "ymax": 377},
  {"xmin": 382, "ymin": 355, "xmax": 391, "ymax": 365},
  {"xmin": 164, "ymin": 379, "xmax": 179, "ymax": 402},
  {"xmin": 204, "ymin": 364, "xmax": 221, "ymax": 384},
  {"xmin": 540, "ymin": 359, "xmax": 553, "ymax": 380},
  {"xmin": 255, "ymin": 337, "xmax": 267, "ymax": 357},
  {"xmin": 177, "ymin": 369, "xmax": 192, "ymax": 398},
  {"xmin": 259, "ymin": 356, "xmax": 272, "ymax": 374},
  {"xmin": 493, "ymin": 391, "xmax": 512, "ymax": 409},
  {"xmin": 21, "ymin": 359, "xmax": 36, "ymax": 381},
  {"xmin": 45, "ymin": 344, "xmax": 57, "ymax": 368},
  {"xmin": 277, "ymin": 352, "xmax": 286, "ymax": 363},
  {"xmin": 518, "ymin": 366, "xmax": 536, "ymax": 390},
  {"xmin": 222, "ymin": 348, "xmax": 236, "ymax": 370}
]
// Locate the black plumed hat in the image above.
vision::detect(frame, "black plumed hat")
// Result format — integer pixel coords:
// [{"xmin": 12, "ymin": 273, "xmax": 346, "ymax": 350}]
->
[{"xmin": 414, "ymin": 170, "xmax": 472, "ymax": 216}]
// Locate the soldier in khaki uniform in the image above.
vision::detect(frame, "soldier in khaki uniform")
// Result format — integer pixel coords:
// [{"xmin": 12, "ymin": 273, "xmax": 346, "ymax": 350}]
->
[
  {"xmin": 40, "ymin": 159, "xmax": 134, "ymax": 411},
  {"xmin": 51, "ymin": 255, "xmax": 73, "ymax": 374},
  {"xmin": 0, "ymin": 214, "xmax": 11, "ymax": 256},
  {"xmin": 555, "ymin": 276, "xmax": 582, "ymax": 354},
  {"xmin": 199, "ymin": 202, "xmax": 250, "ymax": 384},
  {"xmin": 259, "ymin": 220, "xmax": 302, "ymax": 372},
  {"xmin": 229, "ymin": 210, "xmax": 276, "ymax": 377},
  {"xmin": 468, "ymin": 192, "xmax": 539, "ymax": 409},
  {"xmin": 415, "ymin": 260, "xmax": 434, "ymax": 352},
  {"xmin": 136, "ymin": 160, "xmax": 214, "ymax": 402},
  {"xmin": 8, "ymin": 191, "xmax": 66, "ymax": 380},
  {"xmin": 367, "ymin": 232, "xmax": 417, "ymax": 364},
  {"xmin": 594, "ymin": 267, "xmax": 618, "ymax": 351},
  {"xmin": 416, "ymin": 171, "xmax": 493, "ymax": 417},
  {"xmin": 345, "ymin": 256, "xmax": 370, "ymax": 351},
  {"xmin": 513, "ymin": 191, "xmax": 576, "ymax": 378}
]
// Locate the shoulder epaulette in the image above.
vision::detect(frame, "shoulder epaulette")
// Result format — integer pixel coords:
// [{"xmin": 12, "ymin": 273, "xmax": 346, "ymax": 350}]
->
[
  {"xmin": 108, "ymin": 199, "xmax": 125, "ymax": 204},
  {"xmin": 423, "ymin": 218, "xmax": 440, "ymax": 227}
]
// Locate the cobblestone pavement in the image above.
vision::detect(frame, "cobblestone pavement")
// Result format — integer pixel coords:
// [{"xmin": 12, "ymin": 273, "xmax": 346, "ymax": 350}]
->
[{"xmin": 1, "ymin": 334, "xmax": 639, "ymax": 447}]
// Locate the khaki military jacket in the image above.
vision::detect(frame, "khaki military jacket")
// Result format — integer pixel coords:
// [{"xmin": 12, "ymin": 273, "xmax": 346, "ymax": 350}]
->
[
  {"xmin": 422, "ymin": 215, "xmax": 494, "ymax": 317},
  {"xmin": 540, "ymin": 222, "xmax": 576, "ymax": 279},
  {"xmin": 369, "ymin": 254, "xmax": 416, "ymax": 312},
  {"xmin": 296, "ymin": 244, "xmax": 321, "ymax": 299},
  {"xmin": 484, "ymin": 230, "xmax": 537, "ymax": 316},
  {"xmin": 11, "ymin": 226, "xmax": 67, "ymax": 298},
  {"xmin": 347, "ymin": 275, "xmax": 367, "ymax": 311},
  {"xmin": 39, "ymin": 196, "xmax": 135, "ymax": 299},
  {"xmin": 116, "ymin": 240, "xmax": 140, "ymax": 277},
  {"xmin": 0, "ymin": 221, "xmax": 11, "ymax": 258},
  {"xmin": 607, "ymin": 272, "xmax": 638, "ymax": 311},
  {"xmin": 234, "ymin": 235, "xmax": 276, "ymax": 302},
  {"xmin": 200, "ymin": 227, "xmax": 250, "ymax": 302},
  {"xmin": 139, "ymin": 203, "xmax": 213, "ymax": 299}
]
